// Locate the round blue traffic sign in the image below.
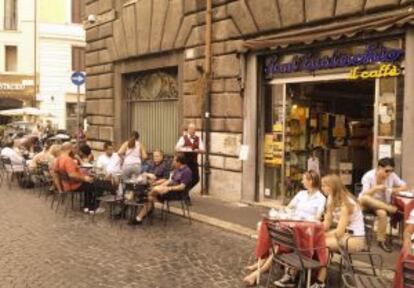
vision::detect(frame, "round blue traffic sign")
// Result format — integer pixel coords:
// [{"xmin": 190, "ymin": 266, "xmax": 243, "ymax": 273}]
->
[{"xmin": 71, "ymin": 71, "xmax": 86, "ymax": 86}]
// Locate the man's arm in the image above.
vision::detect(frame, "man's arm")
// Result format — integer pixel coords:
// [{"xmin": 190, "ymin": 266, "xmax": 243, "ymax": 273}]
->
[
  {"xmin": 118, "ymin": 142, "xmax": 128, "ymax": 156},
  {"xmin": 65, "ymin": 161, "xmax": 92, "ymax": 182},
  {"xmin": 391, "ymin": 174, "xmax": 409, "ymax": 193},
  {"xmin": 361, "ymin": 175, "xmax": 384, "ymax": 197}
]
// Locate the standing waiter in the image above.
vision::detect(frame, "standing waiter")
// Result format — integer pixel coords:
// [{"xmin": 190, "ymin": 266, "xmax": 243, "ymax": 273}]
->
[{"xmin": 175, "ymin": 123, "xmax": 205, "ymax": 204}]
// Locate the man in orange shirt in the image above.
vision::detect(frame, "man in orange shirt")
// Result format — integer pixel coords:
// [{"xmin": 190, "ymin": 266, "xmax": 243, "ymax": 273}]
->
[{"xmin": 54, "ymin": 142, "xmax": 100, "ymax": 213}]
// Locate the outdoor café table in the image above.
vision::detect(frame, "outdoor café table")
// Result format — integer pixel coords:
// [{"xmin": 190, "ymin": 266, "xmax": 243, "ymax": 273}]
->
[
  {"xmin": 393, "ymin": 246, "xmax": 413, "ymax": 288},
  {"xmin": 392, "ymin": 193, "xmax": 414, "ymax": 225},
  {"xmin": 255, "ymin": 216, "xmax": 328, "ymax": 266},
  {"xmin": 123, "ymin": 179, "xmax": 150, "ymax": 223}
]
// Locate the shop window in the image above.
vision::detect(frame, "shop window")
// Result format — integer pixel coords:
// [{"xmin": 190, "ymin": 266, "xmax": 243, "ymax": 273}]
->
[
  {"xmin": 5, "ymin": 45, "xmax": 17, "ymax": 72},
  {"xmin": 71, "ymin": 0, "xmax": 84, "ymax": 24},
  {"xmin": 71, "ymin": 46, "xmax": 85, "ymax": 72},
  {"xmin": 125, "ymin": 70, "xmax": 179, "ymax": 155},
  {"xmin": 4, "ymin": 0, "xmax": 17, "ymax": 30}
]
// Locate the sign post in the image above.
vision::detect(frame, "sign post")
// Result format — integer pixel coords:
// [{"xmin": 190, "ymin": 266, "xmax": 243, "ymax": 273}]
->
[{"xmin": 71, "ymin": 71, "xmax": 86, "ymax": 144}]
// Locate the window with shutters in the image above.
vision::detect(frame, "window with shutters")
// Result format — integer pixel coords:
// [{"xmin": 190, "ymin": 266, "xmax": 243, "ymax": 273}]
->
[
  {"xmin": 71, "ymin": 46, "xmax": 85, "ymax": 72},
  {"xmin": 125, "ymin": 69, "xmax": 180, "ymax": 155},
  {"xmin": 71, "ymin": 0, "xmax": 84, "ymax": 24},
  {"xmin": 4, "ymin": 0, "xmax": 17, "ymax": 30},
  {"xmin": 5, "ymin": 46, "xmax": 17, "ymax": 72}
]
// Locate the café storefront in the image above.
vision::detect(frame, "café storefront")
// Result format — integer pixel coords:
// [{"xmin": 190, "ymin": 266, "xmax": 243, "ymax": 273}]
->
[
  {"xmin": 0, "ymin": 74, "xmax": 35, "ymax": 123},
  {"xmin": 241, "ymin": 8, "xmax": 414, "ymax": 204}
]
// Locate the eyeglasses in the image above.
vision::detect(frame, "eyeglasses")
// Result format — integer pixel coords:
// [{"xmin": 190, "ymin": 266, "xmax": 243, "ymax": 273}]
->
[{"xmin": 385, "ymin": 169, "xmax": 394, "ymax": 173}]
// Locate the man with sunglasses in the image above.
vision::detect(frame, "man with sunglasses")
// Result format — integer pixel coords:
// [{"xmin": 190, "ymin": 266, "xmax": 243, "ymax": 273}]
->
[{"xmin": 359, "ymin": 157, "xmax": 408, "ymax": 252}]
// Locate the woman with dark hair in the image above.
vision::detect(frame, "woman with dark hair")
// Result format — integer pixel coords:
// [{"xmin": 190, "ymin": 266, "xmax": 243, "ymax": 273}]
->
[
  {"xmin": 118, "ymin": 131, "xmax": 147, "ymax": 178},
  {"xmin": 243, "ymin": 171, "xmax": 326, "ymax": 287}
]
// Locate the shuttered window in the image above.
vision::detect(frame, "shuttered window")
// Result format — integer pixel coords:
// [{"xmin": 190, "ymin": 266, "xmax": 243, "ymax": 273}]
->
[
  {"xmin": 4, "ymin": 0, "xmax": 17, "ymax": 30},
  {"xmin": 71, "ymin": 0, "xmax": 84, "ymax": 24},
  {"xmin": 126, "ymin": 70, "xmax": 180, "ymax": 155},
  {"xmin": 5, "ymin": 46, "xmax": 17, "ymax": 72},
  {"xmin": 72, "ymin": 46, "xmax": 85, "ymax": 72}
]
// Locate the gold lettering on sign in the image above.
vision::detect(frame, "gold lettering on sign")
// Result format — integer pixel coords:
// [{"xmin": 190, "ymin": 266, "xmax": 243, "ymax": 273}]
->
[{"xmin": 348, "ymin": 64, "xmax": 401, "ymax": 80}]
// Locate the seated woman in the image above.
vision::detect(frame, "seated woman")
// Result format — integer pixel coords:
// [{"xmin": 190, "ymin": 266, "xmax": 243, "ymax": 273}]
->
[
  {"xmin": 142, "ymin": 150, "xmax": 170, "ymax": 182},
  {"xmin": 308, "ymin": 174, "xmax": 366, "ymax": 288},
  {"xmin": 0, "ymin": 140, "xmax": 25, "ymax": 172},
  {"xmin": 243, "ymin": 170, "xmax": 326, "ymax": 286},
  {"xmin": 404, "ymin": 210, "xmax": 414, "ymax": 250}
]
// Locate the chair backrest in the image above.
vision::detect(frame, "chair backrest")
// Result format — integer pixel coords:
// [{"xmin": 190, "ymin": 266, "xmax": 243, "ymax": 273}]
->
[
  {"xmin": 363, "ymin": 213, "xmax": 376, "ymax": 248},
  {"xmin": 353, "ymin": 183, "xmax": 363, "ymax": 197},
  {"xmin": 267, "ymin": 222, "xmax": 298, "ymax": 254},
  {"xmin": 403, "ymin": 260, "xmax": 414, "ymax": 288}
]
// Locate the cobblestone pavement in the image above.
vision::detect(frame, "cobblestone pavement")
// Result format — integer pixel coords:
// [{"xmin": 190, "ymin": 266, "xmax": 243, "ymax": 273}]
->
[{"xmin": 0, "ymin": 186, "xmax": 255, "ymax": 288}]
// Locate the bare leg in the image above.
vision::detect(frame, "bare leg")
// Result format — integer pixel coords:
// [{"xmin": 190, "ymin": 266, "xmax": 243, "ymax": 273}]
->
[{"xmin": 243, "ymin": 255, "xmax": 273, "ymax": 286}]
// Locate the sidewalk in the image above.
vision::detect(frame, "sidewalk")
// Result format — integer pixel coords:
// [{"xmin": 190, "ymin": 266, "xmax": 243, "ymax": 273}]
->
[
  {"xmin": 168, "ymin": 194, "xmax": 401, "ymax": 275},
  {"xmin": 168, "ymin": 194, "xmax": 268, "ymax": 237}
]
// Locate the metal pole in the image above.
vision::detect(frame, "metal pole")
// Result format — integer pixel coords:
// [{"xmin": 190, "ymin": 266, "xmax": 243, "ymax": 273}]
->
[
  {"xmin": 77, "ymin": 84, "xmax": 80, "ymax": 144},
  {"xmin": 204, "ymin": 0, "xmax": 212, "ymax": 195},
  {"xmin": 33, "ymin": 0, "xmax": 37, "ymax": 107}
]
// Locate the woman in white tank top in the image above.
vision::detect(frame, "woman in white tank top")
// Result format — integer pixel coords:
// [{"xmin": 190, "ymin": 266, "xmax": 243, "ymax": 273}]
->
[
  {"xmin": 118, "ymin": 131, "xmax": 147, "ymax": 179},
  {"xmin": 309, "ymin": 174, "xmax": 366, "ymax": 288}
]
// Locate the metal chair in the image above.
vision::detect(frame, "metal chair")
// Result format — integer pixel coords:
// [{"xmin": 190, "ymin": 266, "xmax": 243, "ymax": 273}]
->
[
  {"xmin": 160, "ymin": 187, "xmax": 192, "ymax": 225},
  {"xmin": 1, "ymin": 156, "xmax": 21, "ymax": 188},
  {"xmin": 123, "ymin": 182, "xmax": 151, "ymax": 224},
  {"xmin": 266, "ymin": 221, "xmax": 327, "ymax": 288},
  {"xmin": 403, "ymin": 259, "xmax": 414, "ymax": 288},
  {"xmin": 339, "ymin": 246, "xmax": 393, "ymax": 288}
]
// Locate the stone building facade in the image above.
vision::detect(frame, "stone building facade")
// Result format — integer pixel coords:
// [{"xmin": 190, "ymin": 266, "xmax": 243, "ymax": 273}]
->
[{"xmin": 84, "ymin": 0, "xmax": 414, "ymax": 203}]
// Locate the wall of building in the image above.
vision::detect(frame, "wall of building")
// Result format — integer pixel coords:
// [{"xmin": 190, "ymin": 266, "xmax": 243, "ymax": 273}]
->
[
  {"xmin": 0, "ymin": 0, "xmax": 35, "ymax": 75},
  {"xmin": 38, "ymin": 0, "xmax": 85, "ymax": 129},
  {"xmin": 84, "ymin": 0, "xmax": 413, "ymax": 202}
]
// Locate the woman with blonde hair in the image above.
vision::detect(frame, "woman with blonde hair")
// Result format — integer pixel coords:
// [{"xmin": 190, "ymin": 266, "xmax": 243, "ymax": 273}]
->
[{"xmin": 309, "ymin": 174, "xmax": 366, "ymax": 288}]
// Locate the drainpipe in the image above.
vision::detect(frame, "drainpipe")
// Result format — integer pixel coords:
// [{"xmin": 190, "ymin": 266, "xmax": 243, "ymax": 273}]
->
[
  {"xmin": 33, "ymin": 0, "xmax": 37, "ymax": 107},
  {"xmin": 203, "ymin": 0, "xmax": 212, "ymax": 195}
]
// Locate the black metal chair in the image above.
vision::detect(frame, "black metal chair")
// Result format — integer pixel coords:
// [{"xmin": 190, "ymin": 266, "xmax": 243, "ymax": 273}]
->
[
  {"xmin": 1, "ymin": 156, "xmax": 22, "ymax": 188},
  {"xmin": 160, "ymin": 187, "xmax": 191, "ymax": 225},
  {"xmin": 122, "ymin": 182, "xmax": 151, "ymax": 224},
  {"xmin": 96, "ymin": 179, "xmax": 123, "ymax": 220},
  {"xmin": 340, "ymin": 246, "xmax": 393, "ymax": 288},
  {"xmin": 51, "ymin": 171, "xmax": 84, "ymax": 215},
  {"xmin": 403, "ymin": 259, "xmax": 414, "ymax": 288},
  {"xmin": 266, "ymin": 221, "xmax": 327, "ymax": 288}
]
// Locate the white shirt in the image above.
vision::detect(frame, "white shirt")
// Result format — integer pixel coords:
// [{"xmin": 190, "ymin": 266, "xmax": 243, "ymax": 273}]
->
[
  {"xmin": 360, "ymin": 169, "xmax": 406, "ymax": 203},
  {"xmin": 175, "ymin": 135, "xmax": 205, "ymax": 152},
  {"xmin": 1, "ymin": 147, "xmax": 24, "ymax": 172},
  {"xmin": 288, "ymin": 190, "xmax": 326, "ymax": 220},
  {"xmin": 97, "ymin": 153, "xmax": 121, "ymax": 176},
  {"xmin": 331, "ymin": 196, "xmax": 365, "ymax": 236},
  {"xmin": 123, "ymin": 141, "xmax": 141, "ymax": 167}
]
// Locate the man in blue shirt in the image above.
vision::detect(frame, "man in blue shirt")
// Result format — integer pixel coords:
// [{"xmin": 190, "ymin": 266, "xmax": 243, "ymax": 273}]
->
[{"xmin": 133, "ymin": 153, "xmax": 192, "ymax": 224}]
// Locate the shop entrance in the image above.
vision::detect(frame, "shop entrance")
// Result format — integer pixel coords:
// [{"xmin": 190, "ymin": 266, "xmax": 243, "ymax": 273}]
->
[{"xmin": 261, "ymin": 75, "xmax": 391, "ymax": 203}]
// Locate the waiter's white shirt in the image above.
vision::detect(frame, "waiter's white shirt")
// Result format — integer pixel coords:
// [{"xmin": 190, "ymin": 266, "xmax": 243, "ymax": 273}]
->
[{"xmin": 175, "ymin": 135, "xmax": 205, "ymax": 151}]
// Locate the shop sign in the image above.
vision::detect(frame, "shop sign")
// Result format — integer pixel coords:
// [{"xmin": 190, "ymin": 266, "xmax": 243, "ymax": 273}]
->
[
  {"xmin": 348, "ymin": 64, "xmax": 401, "ymax": 80},
  {"xmin": 264, "ymin": 43, "xmax": 404, "ymax": 76},
  {"xmin": 0, "ymin": 74, "xmax": 35, "ymax": 100}
]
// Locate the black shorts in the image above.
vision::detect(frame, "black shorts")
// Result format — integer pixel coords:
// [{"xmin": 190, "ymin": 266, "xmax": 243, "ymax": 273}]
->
[{"xmin": 157, "ymin": 191, "xmax": 183, "ymax": 202}]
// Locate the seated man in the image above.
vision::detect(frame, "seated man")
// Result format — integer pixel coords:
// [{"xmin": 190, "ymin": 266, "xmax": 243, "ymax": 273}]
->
[
  {"xmin": 96, "ymin": 141, "xmax": 121, "ymax": 177},
  {"xmin": 359, "ymin": 157, "xmax": 408, "ymax": 252},
  {"xmin": 133, "ymin": 154, "xmax": 192, "ymax": 224},
  {"xmin": 142, "ymin": 149, "xmax": 170, "ymax": 182},
  {"xmin": 1, "ymin": 140, "xmax": 25, "ymax": 172},
  {"xmin": 54, "ymin": 142, "xmax": 103, "ymax": 214}
]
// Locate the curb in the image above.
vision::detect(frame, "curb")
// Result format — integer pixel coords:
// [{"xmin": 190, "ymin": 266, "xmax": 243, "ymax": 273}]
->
[{"xmin": 154, "ymin": 203, "xmax": 257, "ymax": 238}]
